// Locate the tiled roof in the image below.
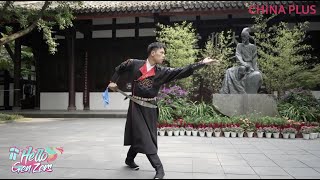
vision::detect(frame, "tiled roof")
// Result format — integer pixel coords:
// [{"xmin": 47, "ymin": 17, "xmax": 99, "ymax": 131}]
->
[
  {"xmin": 71, "ymin": 1, "xmax": 319, "ymax": 14},
  {"xmin": 2, "ymin": 1, "xmax": 318, "ymax": 14}
]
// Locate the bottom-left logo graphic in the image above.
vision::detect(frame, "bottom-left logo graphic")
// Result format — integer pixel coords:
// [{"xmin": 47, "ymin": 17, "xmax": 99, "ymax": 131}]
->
[{"xmin": 9, "ymin": 146, "xmax": 63, "ymax": 174}]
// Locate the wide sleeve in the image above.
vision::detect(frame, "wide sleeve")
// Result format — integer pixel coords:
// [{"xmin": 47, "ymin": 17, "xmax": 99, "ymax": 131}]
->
[
  {"xmin": 110, "ymin": 59, "xmax": 135, "ymax": 83},
  {"xmin": 159, "ymin": 61, "xmax": 206, "ymax": 85},
  {"xmin": 252, "ymin": 45, "xmax": 258, "ymax": 71},
  {"xmin": 235, "ymin": 43, "xmax": 245, "ymax": 66}
]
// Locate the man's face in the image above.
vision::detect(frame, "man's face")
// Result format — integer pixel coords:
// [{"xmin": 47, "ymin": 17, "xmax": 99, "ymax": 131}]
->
[{"xmin": 151, "ymin": 48, "xmax": 165, "ymax": 64}]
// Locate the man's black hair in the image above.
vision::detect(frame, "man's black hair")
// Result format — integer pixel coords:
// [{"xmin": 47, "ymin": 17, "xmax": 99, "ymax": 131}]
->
[{"xmin": 147, "ymin": 42, "xmax": 166, "ymax": 56}]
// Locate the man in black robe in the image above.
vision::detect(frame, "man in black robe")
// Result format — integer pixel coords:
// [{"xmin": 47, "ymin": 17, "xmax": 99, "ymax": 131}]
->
[{"xmin": 108, "ymin": 42, "xmax": 217, "ymax": 179}]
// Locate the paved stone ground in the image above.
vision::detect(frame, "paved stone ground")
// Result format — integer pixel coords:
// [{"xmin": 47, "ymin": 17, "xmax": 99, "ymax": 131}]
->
[{"xmin": 1, "ymin": 118, "xmax": 320, "ymax": 179}]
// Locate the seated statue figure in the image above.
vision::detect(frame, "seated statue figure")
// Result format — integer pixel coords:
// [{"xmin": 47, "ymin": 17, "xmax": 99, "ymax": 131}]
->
[{"xmin": 220, "ymin": 27, "xmax": 263, "ymax": 94}]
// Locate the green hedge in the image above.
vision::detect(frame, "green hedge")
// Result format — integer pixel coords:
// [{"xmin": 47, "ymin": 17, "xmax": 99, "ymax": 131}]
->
[{"xmin": 0, "ymin": 113, "xmax": 24, "ymax": 122}]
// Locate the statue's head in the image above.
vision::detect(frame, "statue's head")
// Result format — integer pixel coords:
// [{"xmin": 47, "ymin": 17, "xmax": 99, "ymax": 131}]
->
[{"xmin": 241, "ymin": 27, "xmax": 250, "ymax": 44}]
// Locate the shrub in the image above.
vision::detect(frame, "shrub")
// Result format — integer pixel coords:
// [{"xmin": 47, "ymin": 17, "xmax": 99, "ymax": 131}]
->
[
  {"xmin": 0, "ymin": 113, "xmax": 24, "ymax": 122},
  {"xmin": 278, "ymin": 88, "xmax": 320, "ymax": 122},
  {"xmin": 300, "ymin": 126, "xmax": 312, "ymax": 134}
]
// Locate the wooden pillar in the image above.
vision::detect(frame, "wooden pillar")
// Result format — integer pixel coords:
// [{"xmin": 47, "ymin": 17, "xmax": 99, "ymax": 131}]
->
[
  {"xmin": 34, "ymin": 48, "xmax": 41, "ymax": 109},
  {"xmin": 227, "ymin": 14, "xmax": 233, "ymax": 29},
  {"xmin": 13, "ymin": 38, "xmax": 21, "ymax": 110},
  {"xmin": 154, "ymin": 13, "xmax": 170, "ymax": 29},
  {"xmin": 154, "ymin": 13, "xmax": 160, "ymax": 32},
  {"xmin": 112, "ymin": 18, "xmax": 116, "ymax": 40},
  {"xmin": 32, "ymin": 31, "xmax": 42, "ymax": 110},
  {"xmin": 135, "ymin": 17, "xmax": 139, "ymax": 38},
  {"xmin": 4, "ymin": 70, "xmax": 10, "ymax": 110},
  {"xmin": 83, "ymin": 22, "xmax": 92, "ymax": 110},
  {"xmin": 196, "ymin": 15, "xmax": 202, "ymax": 46},
  {"xmin": 67, "ymin": 28, "xmax": 76, "ymax": 111}
]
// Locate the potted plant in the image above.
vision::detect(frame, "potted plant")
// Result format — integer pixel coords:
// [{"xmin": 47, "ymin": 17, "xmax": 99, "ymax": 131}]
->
[
  {"xmin": 173, "ymin": 126, "xmax": 180, "ymax": 136},
  {"xmin": 240, "ymin": 118, "xmax": 254, "ymax": 138},
  {"xmin": 214, "ymin": 128, "xmax": 221, "ymax": 137},
  {"xmin": 205, "ymin": 127, "xmax": 213, "ymax": 137},
  {"xmin": 230, "ymin": 126, "xmax": 238, "ymax": 138},
  {"xmin": 256, "ymin": 127, "xmax": 264, "ymax": 138},
  {"xmin": 300, "ymin": 126, "xmax": 311, "ymax": 140},
  {"xmin": 159, "ymin": 127, "xmax": 166, "ymax": 136},
  {"xmin": 246, "ymin": 127, "xmax": 256, "ymax": 138},
  {"xmin": 222, "ymin": 127, "xmax": 231, "ymax": 138},
  {"xmin": 281, "ymin": 128, "xmax": 290, "ymax": 139},
  {"xmin": 288, "ymin": 128, "xmax": 298, "ymax": 139},
  {"xmin": 198, "ymin": 127, "xmax": 206, "ymax": 137},
  {"xmin": 237, "ymin": 127, "xmax": 245, "ymax": 138},
  {"xmin": 263, "ymin": 127, "xmax": 273, "ymax": 138},
  {"xmin": 166, "ymin": 126, "xmax": 173, "ymax": 136},
  {"xmin": 272, "ymin": 127, "xmax": 280, "ymax": 138},
  {"xmin": 309, "ymin": 126, "xmax": 318, "ymax": 140},
  {"xmin": 185, "ymin": 125, "xmax": 193, "ymax": 136},
  {"xmin": 316, "ymin": 127, "xmax": 320, "ymax": 138},
  {"xmin": 179, "ymin": 127, "xmax": 186, "ymax": 136},
  {"xmin": 192, "ymin": 126, "xmax": 198, "ymax": 136}
]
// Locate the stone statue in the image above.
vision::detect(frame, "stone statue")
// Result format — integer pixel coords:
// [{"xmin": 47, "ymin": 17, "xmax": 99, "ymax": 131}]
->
[{"xmin": 220, "ymin": 27, "xmax": 263, "ymax": 94}]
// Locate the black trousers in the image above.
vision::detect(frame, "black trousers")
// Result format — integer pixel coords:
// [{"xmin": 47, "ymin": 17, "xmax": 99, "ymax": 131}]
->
[{"xmin": 126, "ymin": 146, "xmax": 164, "ymax": 172}]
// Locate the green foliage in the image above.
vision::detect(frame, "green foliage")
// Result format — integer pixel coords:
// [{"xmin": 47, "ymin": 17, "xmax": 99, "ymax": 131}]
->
[
  {"xmin": 0, "ymin": 46, "xmax": 12, "ymax": 70},
  {"xmin": 185, "ymin": 101, "xmax": 217, "ymax": 118},
  {"xmin": 0, "ymin": 1, "xmax": 83, "ymax": 54},
  {"xmin": 156, "ymin": 21, "xmax": 200, "ymax": 90},
  {"xmin": 277, "ymin": 88, "xmax": 320, "ymax": 122},
  {"xmin": 254, "ymin": 116, "xmax": 287, "ymax": 126},
  {"xmin": 158, "ymin": 105, "xmax": 174, "ymax": 124},
  {"xmin": 252, "ymin": 14, "xmax": 313, "ymax": 94},
  {"xmin": 291, "ymin": 64, "xmax": 320, "ymax": 89},
  {"xmin": 0, "ymin": 113, "xmax": 24, "ymax": 122},
  {"xmin": 158, "ymin": 85, "xmax": 220, "ymax": 122},
  {"xmin": 193, "ymin": 30, "xmax": 235, "ymax": 100},
  {"xmin": 0, "ymin": 43, "xmax": 35, "ymax": 77}
]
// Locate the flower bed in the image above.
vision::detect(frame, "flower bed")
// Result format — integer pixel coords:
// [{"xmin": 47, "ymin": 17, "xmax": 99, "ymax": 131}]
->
[{"xmin": 157, "ymin": 116, "xmax": 320, "ymax": 139}]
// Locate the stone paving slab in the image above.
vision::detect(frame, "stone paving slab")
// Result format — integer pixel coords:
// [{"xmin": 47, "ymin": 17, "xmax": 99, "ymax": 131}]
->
[{"xmin": 1, "ymin": 118, "xmax": 320, "ymax": 179}]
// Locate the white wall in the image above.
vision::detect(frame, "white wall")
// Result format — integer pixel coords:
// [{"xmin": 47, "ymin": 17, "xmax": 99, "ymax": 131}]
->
[
  {"xmin": 92, "ymin": 18, "xmax": 112, "ymax": 25},
  {"xmin": 0, "ymin": 84, "xmax": 14, "ymax": 106},
  {"xmin": 38, "ymin": 91, "xmax": 319, "ymax": 110},
  {"xmin": 116, "ymin": 29, "xmax": 135, "ymax": 38},
  {"xmin": 92, "ymin": 16, "xmax": 156, "ymax": 38},
  {"xmin": 92, "ymin": 30, "xmax": 112, "ymax": 38},
  {"xmin": 40, "ymin": 93, "xmax": 69, "ymax": 110},
  {"xmin": 139, "ymin": 28, "xmax": 156, "ymax": 37},
  {"xmin": 40, "ymin": 92, "xmax": 130, "ymax": 110}
]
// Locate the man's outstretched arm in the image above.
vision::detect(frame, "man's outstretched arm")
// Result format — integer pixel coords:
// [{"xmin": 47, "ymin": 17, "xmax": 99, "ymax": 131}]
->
[{"xmin": 159, "ymin": 57, "xmax": 218, "ymax": 85}]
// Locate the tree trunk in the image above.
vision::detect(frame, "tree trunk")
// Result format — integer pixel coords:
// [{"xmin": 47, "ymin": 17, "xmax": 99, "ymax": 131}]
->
[{"xmin": 13, "ymin": 38, "xmax": 21, "ymax": 110}]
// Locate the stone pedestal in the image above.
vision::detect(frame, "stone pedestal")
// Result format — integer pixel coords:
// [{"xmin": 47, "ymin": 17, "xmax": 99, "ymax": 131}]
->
[{"xmin": 212, "ymin": 94, "xmax": 279, "ymax": 117}]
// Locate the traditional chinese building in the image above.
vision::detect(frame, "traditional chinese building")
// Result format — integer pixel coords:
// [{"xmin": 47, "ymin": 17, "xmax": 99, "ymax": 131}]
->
[{"xmin": 1, "ymin": 1, "xmax": 319, "ymax": 111}]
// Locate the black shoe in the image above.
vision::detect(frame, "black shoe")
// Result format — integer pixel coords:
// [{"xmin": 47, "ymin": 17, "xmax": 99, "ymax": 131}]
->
[
  {"xmin": 125, "ymin": 159, "xmax": 139, "ymax": 170},
  {"xmin": 154, "ymin": 171, "xmax": 165, "ymax": 179}
]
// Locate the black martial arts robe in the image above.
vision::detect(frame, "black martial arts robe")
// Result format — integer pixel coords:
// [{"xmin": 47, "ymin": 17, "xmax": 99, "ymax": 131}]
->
[{"xmin": 110, "ymin": 59, "xmax": 206, "ymax": 154}]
